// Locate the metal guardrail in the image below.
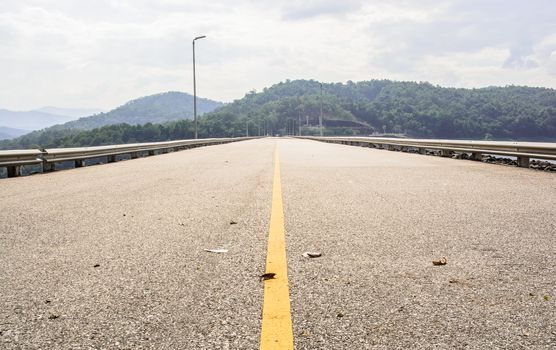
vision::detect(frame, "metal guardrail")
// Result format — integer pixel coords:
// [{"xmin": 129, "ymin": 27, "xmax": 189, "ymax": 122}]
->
[
  {"xmin": 299, "ymin": 136, "xmax": 556, "ymax": 168},
  {"xmin": 0, "ymin": 137, "xmax": 256, "ymax": 178}
]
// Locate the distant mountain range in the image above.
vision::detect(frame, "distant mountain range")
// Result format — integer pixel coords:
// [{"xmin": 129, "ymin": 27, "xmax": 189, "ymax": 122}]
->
[
  {"xmin": 36, "ymin": 107, "xmax": 105, "ymax": 119},
  {"xmin": 0, "ymin": 91, "xmax": 224, "ymax": 146},
  {"xmin": 0, "ymin": 106, "xmax": 105, "ymax": 140},
  {"xmin": 0, "ymin": 126, "xmax": 30, "ymax": 140},
  {"xmin": 0, "ymin": 109, "xmax": 76, "ymax": 131}
]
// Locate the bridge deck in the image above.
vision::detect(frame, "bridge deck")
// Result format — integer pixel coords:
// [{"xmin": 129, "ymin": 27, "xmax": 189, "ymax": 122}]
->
[{"xmin": 1, "ymin": 138, "xmax": 554, "ymax": 349}]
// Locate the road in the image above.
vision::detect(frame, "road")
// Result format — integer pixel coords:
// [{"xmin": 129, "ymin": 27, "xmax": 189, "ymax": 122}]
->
[{"xmin": 1, "ymin": 138, "xmax": 555, "ymax": 349}]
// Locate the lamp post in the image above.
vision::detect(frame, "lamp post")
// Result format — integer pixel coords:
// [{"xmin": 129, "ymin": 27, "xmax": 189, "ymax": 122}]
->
[
  {"xmin": 319, "ymin": 83, "xmax": 323, "ymax": 136},
  {"xmin": 192, "ymin": 35, "xmax": 206, "ymax": 139},
  {"xmin": 298, "ymin": 110, "xmax": 301, "ymax": 136}
]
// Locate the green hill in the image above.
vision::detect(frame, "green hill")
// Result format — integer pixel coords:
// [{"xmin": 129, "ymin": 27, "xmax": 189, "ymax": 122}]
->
[
  {"xmin": 201, "ymin": 79, "xmax": 556, "ymax": 139},
  {"xmin": 0, "ymin": 91, "xmax": 223, "ymax": 149},
  {"xmin": 58, "ymin": 91, "xmax": 223, "ymax": 130},
  {"xmin": 2, "ymin": 79, "xmax": 556, "ymax": 149}
]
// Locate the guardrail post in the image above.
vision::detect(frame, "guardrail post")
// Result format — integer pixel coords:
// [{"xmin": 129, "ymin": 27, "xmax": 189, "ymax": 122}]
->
[
  {"xmin": 470, "ymin": 152, "xmax": 482, "ymax": 161},
  {"xmin": 130, "ymin": 152, "xmax": 139, "ymax": 159},
  {"xmin": 148, "ymin": 150, "xmax": 156, "ymax": 156},
  {"xmin": 107, "ymin": 155, "xmax": 116, "ymax": 163},
  {"xmin": 418, "ymin": 148, "xmax": 426, "ymax": 155},
  {"xmin": 517, "ymin": 156, "xmax": 530, "ymax": 168},
  {"xmin": 441, "ymin": 149, "xmax": 452, "ymax": 157},
  {"xmin": 75, "ymin": 159, "xmax": 85, "ymax": 168},
  {"xmin": 7, "ymin": 165, "xmax": 22, "ymax": 178},
  {"xmin": 43, "ymin": 162, "xmax": 55, "ymax": 172}
]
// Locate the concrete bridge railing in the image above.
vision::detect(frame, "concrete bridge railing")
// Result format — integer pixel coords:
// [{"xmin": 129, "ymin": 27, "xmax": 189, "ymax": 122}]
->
[
  {"xmin": 299, "ymin": 136, "xmax": 556, "ymax": 168},
  {"xmin": 0, "ymin": 137, "xmax": 257, "ymax": 178}
]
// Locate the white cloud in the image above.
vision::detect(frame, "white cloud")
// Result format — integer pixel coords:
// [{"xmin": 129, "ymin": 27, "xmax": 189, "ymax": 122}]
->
[
  {"xmin": 280, "ymin": 0, "xmax": 363, "ymax": 20},
  {"xmin": 0, "ymin": 0, "xmax": 555, "ymax": 111}
]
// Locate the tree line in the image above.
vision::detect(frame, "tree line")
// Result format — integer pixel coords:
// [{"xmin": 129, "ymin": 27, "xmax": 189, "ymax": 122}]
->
[{"xmin": 1, "ymin": 79, "xmax": 555, "ymax": 149}]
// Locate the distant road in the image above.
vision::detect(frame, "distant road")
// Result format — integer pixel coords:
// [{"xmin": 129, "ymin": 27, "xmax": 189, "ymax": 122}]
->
[{"xmin": 1, "ymin": 138, "xmax": 554, "ymax": 349}]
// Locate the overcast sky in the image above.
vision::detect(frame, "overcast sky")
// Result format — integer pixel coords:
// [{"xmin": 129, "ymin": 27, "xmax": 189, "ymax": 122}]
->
[{"xmin": 1, "ymin": 0, "xmax": 555, "ymax": 111}]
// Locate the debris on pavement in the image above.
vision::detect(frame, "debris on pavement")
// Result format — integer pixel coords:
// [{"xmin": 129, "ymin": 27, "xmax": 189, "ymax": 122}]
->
[
  {"xmin": 203, "ymin": 248, "xmax": 229, "ymax": 253},
  {"xmin": 229, "ymin": 220, "xmax": 238, "ymax": 225},
  {"xmin": 259, "ymin": 273, "xmax": 276, "ymax": 281},
  {"xmin": 432, "ymin": 257, "xmax": 448, "ymax": 266},
  {"xmin": 93, "ymin": 264, "xmax": 100, "ymax": 268},
  {"xmin": 302, "ymin": 251, "xmax": 322, "ymax": 258}
]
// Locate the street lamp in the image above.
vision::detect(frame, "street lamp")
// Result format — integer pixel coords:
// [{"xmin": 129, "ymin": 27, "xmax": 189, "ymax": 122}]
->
[
  {"xmin": 192, "ymin": 35, "xmax": 206, "ymax": 139},
  {"xmin": 298, "ymin": 110, "xmax": 301, "ymax": 136},
  {"xmin": 319, "ymin": 83, "xmax": 323, "ymax": 137}
]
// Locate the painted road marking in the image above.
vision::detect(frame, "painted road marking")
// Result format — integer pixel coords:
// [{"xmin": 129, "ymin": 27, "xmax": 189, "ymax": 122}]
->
[{"xmin": 260, "ymin": 146, "xmax": 294, "ymax": 350}]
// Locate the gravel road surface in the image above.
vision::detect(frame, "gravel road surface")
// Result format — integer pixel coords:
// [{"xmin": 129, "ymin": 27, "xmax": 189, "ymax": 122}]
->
[{"xmin": 1, "ymin": 138, "xmax": 554, "ymax": 349}]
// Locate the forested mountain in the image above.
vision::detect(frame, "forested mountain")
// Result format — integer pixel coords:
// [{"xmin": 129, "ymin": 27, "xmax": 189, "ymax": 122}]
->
[
  {"xmin": 55, "ymin": 91, "xmax": 224, "ymax": 130},
  {"xmin": 201, "ymin": 79, "xmax": 556, "ymax": 139},
  {"xmin": 2, "ymin": 80, "xmax": 556, "ymax": 149},
  {"xmin": 0, "ymin": 92, "xmax": 223, "ymax": 149}
]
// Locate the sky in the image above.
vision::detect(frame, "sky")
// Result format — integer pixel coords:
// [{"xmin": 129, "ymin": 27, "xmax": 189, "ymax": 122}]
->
[{"xmin": 1, "ymin": 0, "xmax": 555, "ymax": 111}]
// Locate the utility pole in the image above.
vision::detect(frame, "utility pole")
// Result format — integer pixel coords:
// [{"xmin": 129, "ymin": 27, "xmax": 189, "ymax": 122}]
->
[
  {"xmin": 319, "ymin": 83, "xmax": 323, "ymax": 137},
  {"xmin": 298, "ymin": 110, "xmax": 301, "ymax": 136},
  {"xmin": 192, "ymin": 35, "xmax": 206, "ymax": 139}
]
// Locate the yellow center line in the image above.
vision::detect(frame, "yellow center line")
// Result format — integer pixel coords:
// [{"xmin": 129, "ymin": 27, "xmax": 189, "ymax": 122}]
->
[{"xmin": 260, "ymin": 145, "xmax": 294, "ymax": 350}]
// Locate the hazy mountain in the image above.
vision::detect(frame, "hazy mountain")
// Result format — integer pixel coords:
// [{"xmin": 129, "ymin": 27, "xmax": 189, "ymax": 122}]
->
[
  {"xmin": 0, "ymin": 126, "xmax": 30, "ymax": 140},
  {"xmin": 54, "ymin": 91, "xmax": 224, "ymax": 131},
  {"xmin": 0, "ymin": 91, "xmax": 225, "ymax": 149},
  {"xmin": 0, "ymin": 109, "xmax": 76, "ymax": 130},
  {"xmin": 36, "ymin": 106, "xmax": 105, "ymax": 119}
]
